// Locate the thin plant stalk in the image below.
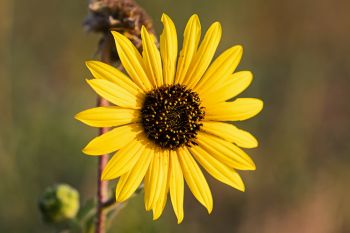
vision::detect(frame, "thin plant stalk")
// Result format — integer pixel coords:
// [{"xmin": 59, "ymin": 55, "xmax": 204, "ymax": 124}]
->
[
  {"xmin": 85, "ymin": 1, "xmax": 156, "ymax": 232},
  {"xmin": 95, "ymin": 39, "xmax": 113, "ymax": 233}
]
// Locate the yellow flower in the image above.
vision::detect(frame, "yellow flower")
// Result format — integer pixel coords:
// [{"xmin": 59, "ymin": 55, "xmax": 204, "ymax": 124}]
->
[{"xmin": 76, "ymin": 13, "xmax": 263, "ymax": 223}]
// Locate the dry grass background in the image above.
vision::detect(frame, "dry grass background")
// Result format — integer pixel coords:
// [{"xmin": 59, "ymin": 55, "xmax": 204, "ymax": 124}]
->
[{"xmin": 1, "ymin": 0, "xmax": 350, "ymax": 232}]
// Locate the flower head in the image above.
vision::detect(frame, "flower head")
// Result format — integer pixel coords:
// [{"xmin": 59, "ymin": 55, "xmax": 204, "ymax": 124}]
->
[
  {"xmin": 38, "ymin": 184, "xmax": 80, "ymax": 223},
  {"xmin": 76, "ymin": 13, "xmax": 263, "ymax": 223}
]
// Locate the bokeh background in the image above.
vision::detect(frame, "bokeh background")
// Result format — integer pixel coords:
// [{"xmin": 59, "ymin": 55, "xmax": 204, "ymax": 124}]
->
[{"xmin": 1, "ymin": 0, "xmax": 350, "ymax": 232}]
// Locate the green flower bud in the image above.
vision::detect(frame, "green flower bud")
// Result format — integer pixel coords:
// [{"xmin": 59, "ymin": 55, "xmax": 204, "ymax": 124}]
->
[{"xmin": 39, "ymin": 184, "xmax": 80, "ymax": 223}]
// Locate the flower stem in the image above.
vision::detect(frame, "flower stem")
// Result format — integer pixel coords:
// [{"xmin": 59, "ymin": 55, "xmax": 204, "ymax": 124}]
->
[
  {"xmin": 85, "ymin": 1, "xmax": 156, "ymax": 231},
  {"xmin": 95, "ymin": 36, "xmax": 113, "ymax": 233},
  {"xmin": 95, "ymin": 126, "xmax": 109, "ymax": 233}
]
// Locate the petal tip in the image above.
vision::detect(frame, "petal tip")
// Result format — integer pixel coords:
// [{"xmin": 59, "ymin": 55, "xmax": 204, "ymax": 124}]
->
[
  {"xmin": 247, "ymin": 72, "xmax": 254, "ymax": 86},
  {"xmin": 85, "ymin": 60, "xmax": 92, "ymax": 68},
  {"xmin": 74, "ymin": 113, "xmax": 89, "ymax": 126},
  {"xmin": 161, "ymin": 13, "xmax": 169, "ymax": 21},
  {"xmin": 116, "ymin": 192, "xmax": 127, "ymax": 203},
  {"xmin": 259, "ymin": 99, "xmax": 264, "ymax": 108},
  {"xmin": 152, "ymin": 211, "xmax": 161, "ymax": 221},
  {"xmin": 145, "ymin": 204, "xmax": 152, "ymax": 211},
  {"xmin": 237, "ymin": 182, "xmax": 246, "ymax": 192},
  {"xmin": 85, "ymin": 78, "xmax": 95, "ymax": 89},
  {"xmin": 235, "ymin": 45, "xmax": 243, "ymax": 53},
  {"xmin": 247, "ymin": 70, "xmax": 253, "ymax": 77},
  {"xmin": 190, "ymin": 14, "xmax": 199, "ymax": 20},
  {"xmin": 145, "ymin": 198, "xmax": 152, "ymax": 211},
  {"xmin": 82, "ymin": 144, "xmax": 100, "ymax": 156},
  {"xmin": 101, "ymin": 170, "xmax": 110, "ymax": 181},
  {"xmin": 188, "ymin": 14, "xmax": 200, "ymax": 26},
  {"xmin": 82, "ymin": 147, "xmax": 90, "ymax": 155},
  {"xmin": 241, "ymin": 70, "xmax": 253, "ymax": 83},
  {"xmin": 111, "ymin": 31, "xmax": 124, "ymax": 44},
  {"xmin": 141, "ymin": 25, "xmax": 147, "ymax": 33},
  {"xmin": 244, "ymin": 132, "xmax": 259, "ymax": 148},
  {"xmin": 253, "ymin": 139, "xmax": 259, "ymax": 148},
  {"xmin": 82, "ymin": 146, "xmax": 92, "ymax": 155},
  {"xmin": 249, "ymin": 162, "xmax": 257, "ymax": 171},
  {"xmin": 256, "ymin": 99, "xmax": 264, "ymax": 113},
  {"xmin": 110, "ymin": 30, "xmax": 120, "ymax": 37},
  {"xmin": 176, "ymin": 215, "xmax": 184, "ymax": 224},
  {"xmin": 212, "ymin": 21, "xmax": 222, "ymax": 29},
  {"xmin": 74, "ymin": 113, "xmax": 81, "ymax": 121},
  {"xmin": 85, "ymin": 60, "xmax": 99, "ymax": 68},
  {"xmin": 225, "ymin": 45, "xmax": 243, "ymax": 57},
  {"xmin": 207, "ymin": 205, "xmax": 213, "ymax": 214},
  {"xmin": 85, "ymin": 78, "xmax": 92, "ymax": 85}
]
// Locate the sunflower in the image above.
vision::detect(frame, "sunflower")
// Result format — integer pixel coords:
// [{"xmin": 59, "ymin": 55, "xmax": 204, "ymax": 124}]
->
[{"xmin": 76, "ymin": 13, "xmax": 263, "ymax": 223}]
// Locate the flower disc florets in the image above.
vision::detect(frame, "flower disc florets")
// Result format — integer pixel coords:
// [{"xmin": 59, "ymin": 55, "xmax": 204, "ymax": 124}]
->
[{"xmin": 141, "ymin": 84, "xmax": 205, "ymax": 149}]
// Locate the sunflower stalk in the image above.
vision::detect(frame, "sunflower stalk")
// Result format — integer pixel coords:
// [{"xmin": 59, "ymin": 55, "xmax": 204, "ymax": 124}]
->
[{"xmin": 84, "ymin": 0, "xmax": 156, "ymax": 233}]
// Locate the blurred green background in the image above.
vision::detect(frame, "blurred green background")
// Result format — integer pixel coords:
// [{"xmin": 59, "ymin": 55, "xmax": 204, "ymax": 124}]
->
[{"xmin": 1, "ymin": 0, "xmax": 350, "ymax": 232}]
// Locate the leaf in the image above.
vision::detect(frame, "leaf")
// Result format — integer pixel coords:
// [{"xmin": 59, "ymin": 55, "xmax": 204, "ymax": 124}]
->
[{"xmin": 76, "ymin": 198, "xmax": 97, "ymax": 222}]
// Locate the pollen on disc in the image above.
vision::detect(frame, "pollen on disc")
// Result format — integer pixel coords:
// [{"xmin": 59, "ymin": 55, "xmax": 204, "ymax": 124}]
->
[{"xmin": 141, "ymin": 84, "xmax": 205, "ymax": 150}]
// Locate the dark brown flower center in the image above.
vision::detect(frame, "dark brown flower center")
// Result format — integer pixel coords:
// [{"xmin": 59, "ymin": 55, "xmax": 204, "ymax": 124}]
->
[{"xmin": 141, "ymin": 84, "xmax": 205, "ymax": 150}]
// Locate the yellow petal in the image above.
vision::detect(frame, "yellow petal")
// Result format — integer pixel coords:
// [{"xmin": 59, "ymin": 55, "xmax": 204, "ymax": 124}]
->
[
  {"xmin": 115, "ymin": 144, "xmax": 153, "ymax": 202},
  {"xmin": 188, "ymin": 145, "xmax": 245, "ymax": 191},
  {"xmin": 196, "ymin": 132, "xmax": 256, "ymax": 170},
  {"xmin": 82, "ymin": 124, "xmax": 142, "ymax": 155},
  {"xmin": 152, "ymin": 185, "xmax": 169, "ymax": 220},
  {"xmin": 177, "ymin": 147, "xmax": 213, "ymax": 213},
  {"xmin": 201, "ymin": 121, "xmax": 258, "ymax": 148},
  {"xmin": 183, "ymin": 22, "xmax": 222, "ymax": 88},
  {"xmin": 101, "ymin": 135, "xmax": 148, "ymax": 180},
  {"xmin": 86, "ymin": 79, "xmax": 142, "ymax": 109},
  {"xmin": 75, "ymin": 106, "xmax": 139, "ymax": 128},
  {"xmin": 169, "ymin": 150, "xmax": 184, "ymax": 223},
  {"xmin": 194, "ymin": 45, "xmax": 242, "ymax": 94},
  {"xmin": 205, "ymin": 98, "xmax": 263, "ymax": 121},
  {"xmin": 85, "ymin": 61, "xmax": 143, "ymax": 96},
  {"xmin": 160, "ymin": 14, "xmax": 178, "ymax": 85},
  {"xmin": 174, "ymin": 14, "xmax": 201, "ymax": 84},
  {"xmin": 141, "ymin": 26, "xmax": 163, "ymax": 87},
  {"xmin": 143, "ymin": 150, "xmax": 153, "ymax": 210},
  {"xmin": 202, "ymin": 71, "xmax": 253, "ymax": 104},
  {"xmin": 144, "ymin": 149, "xmax": 169, "ymax": 211},
  {"xmin": 152, "ymin": 150, "xmax": 170, "ymax": 220},
  {"xmin": 111, "ymin": 31, "xmax": 153, "ymax": 91}
]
